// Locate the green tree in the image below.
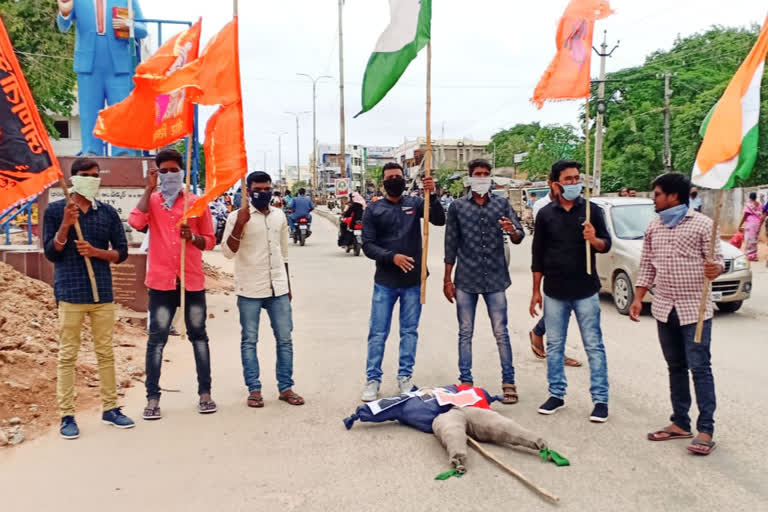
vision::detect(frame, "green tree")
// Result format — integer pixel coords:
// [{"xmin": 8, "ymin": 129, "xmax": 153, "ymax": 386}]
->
[
  {"xmin": 0, "ymin": 0, "xmax": 76, "ymax": 136},
  {"xmin": 518, "ymin": 124, "xmax": 584, "ymax": 181},
  {"xmin": 291, "ymin": 180, "xmax": 310, "ymax": 196},
  {"xmin": 173, "ymin": 139, "xmax": 207, "ymax": 188},
  {"xmin": 487, "ymin": 123, "xmax": 541, "ymax": 167}
]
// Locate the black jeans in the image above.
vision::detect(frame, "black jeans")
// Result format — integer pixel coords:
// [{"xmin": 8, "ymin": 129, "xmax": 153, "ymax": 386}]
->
[
  {"xmin": 657, "ymin": 309, "xmax": 716, "ymax": 435},
  {"xmin": 145, "ymin": 287, "xmax": 211, "ymax": 400}
]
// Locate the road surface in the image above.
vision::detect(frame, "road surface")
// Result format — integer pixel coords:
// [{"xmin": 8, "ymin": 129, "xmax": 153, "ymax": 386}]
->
[{"xmin": 2, "ymin": 210, "xmax": 767, "ymax": 511}]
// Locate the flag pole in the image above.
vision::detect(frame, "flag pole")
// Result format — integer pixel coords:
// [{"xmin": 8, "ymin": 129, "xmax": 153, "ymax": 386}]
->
[
  {"xmin": 584, "ymin": 97, "xmax": 592, "ymax": 275},
  {"xmin": 179, "ymin": 137, "xmax": 193, "ymax": 340},
  {"xmin": 233, "ymin": 0, "xmax": 247, "ymax": 197},
  {"xmin": 58, "ymin": 178, "xmax": 100, "ymax": 303},
  {"xmin": 420, "ymin": 41, "xmax": 432, "ymax": 305},
  {"xmin": 694, "ymin": 188, "xmax": 723, "ymax": 343}
]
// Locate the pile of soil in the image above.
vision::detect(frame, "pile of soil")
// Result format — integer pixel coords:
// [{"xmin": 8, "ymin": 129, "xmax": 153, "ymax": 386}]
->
[
  {"xmin": 203, "ymin": 261, "xmax": 234, "ymax": 294},
  {"xmin": 0, "ymin": 263, "xmax": 146, "ymax": 447}
]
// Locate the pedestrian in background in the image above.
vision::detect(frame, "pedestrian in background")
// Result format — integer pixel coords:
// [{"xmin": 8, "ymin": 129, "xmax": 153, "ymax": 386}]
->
[
  {"xmin": 359, "ymin": 163, "xmax": 445, "ymax": 402},
  {"xmin": 631, "ymin": 172, "xmax": 723, "ymax": 456},
  {"xmin": 443, "ymin": 159, "xmax": 524, "ymax": 404},
  {"xmin": 738, "ymin": 192, "xmax": 763, "ymax": 261}
]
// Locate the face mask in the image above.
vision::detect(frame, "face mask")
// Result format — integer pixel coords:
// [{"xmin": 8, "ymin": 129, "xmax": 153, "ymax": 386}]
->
[
  {"xmin": 159, "ymin": 172, "xmax": 184, "ymax": 209},
  {"xmin": 383, "ymin": 177, "xmax": 406, "ymax": 197},
  {"xmin": 70, "ymin": 176, "xmax": 101, "ymax": 202},
  {"xmin": 469, "ymin": 177, "xmax": 492, "ymax": 196},
  {"xmin": 250, "ymin": 190, "xmax": 272, "ymax": 210},
  {"xmin": 658, "ymin": 203, "xmax": 689, "ymax": 228},
  {"xmin": 560, "ymin": 183, "xmax": 583, "ymax": 201}
]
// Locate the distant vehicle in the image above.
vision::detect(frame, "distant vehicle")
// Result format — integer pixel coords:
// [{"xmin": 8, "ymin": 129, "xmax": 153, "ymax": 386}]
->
[{"xmin": 591, "ymin": 197, "xmax": 753, "ymax": 315}]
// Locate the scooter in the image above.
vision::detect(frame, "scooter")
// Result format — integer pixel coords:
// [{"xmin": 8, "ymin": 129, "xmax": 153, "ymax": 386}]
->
[{"xmin": 293, "ymin": 217, "xmax": 311, "ymax": 246}]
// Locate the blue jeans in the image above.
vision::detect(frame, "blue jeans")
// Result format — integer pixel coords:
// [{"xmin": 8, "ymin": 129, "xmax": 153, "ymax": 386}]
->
[
  {"xmin": 657, "ymin": 309, "xmax": 716, "ymax": 435},
  {"xmin": 532, "ymin": 316, "xmax": 546, "ymax": 337},
  {"xmin": 544, "ymin": 293, "xmax": 609, "ymax": 404},
  {"xmin": 456, "ymin": 289, "xmax": 515, "ymax": 385},
  {"xmin": 289, "ymin": 213, "xmax": 312, "ymax": 232},
  {"xmin": 237, "ymin": 294, "xmax": 294, "ymax": 393},
  {"xmin": 365, "ymin": 283, "xmax": 422, "ymax": 382}
]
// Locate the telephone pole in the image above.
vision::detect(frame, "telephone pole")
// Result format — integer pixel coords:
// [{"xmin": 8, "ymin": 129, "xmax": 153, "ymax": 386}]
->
[
  {"xmin": 338, "ymin": 0, "xmax": 347, "ymax": 179},
  {"xmin": 663, "ymin": 72, "xmax": 674, "ymax": 172},
  {"xmin": 592, "ymin": 31, "xmax": 619, "ymax": 196},
  {"xmin": 297, "ymin": 74, "xmax": 333, "ymax": 194}
]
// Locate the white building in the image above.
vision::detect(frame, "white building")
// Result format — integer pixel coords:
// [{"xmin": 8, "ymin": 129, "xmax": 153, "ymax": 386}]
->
[{"xmin": 49, "ymin": 99, "xmax": 82, "ymax": 157}]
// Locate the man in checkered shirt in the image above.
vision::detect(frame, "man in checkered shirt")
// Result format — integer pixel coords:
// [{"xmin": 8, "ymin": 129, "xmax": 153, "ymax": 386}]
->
[{"xmin": 630, "ymin": 172, "xmax": 724, "ymax": 456}]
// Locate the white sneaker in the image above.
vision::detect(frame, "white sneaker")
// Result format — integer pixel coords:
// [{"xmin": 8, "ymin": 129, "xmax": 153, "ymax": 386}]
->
[
  {"xmin": 397, "ymin": 376, "xmax": 416, "ymax": 394},
  {"xmin": 361, "ymin": 381, "xmax": 380, "ymax": 402}
]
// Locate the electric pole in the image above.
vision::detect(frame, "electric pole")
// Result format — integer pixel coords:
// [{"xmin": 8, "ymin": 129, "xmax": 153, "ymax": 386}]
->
[
  {"xmin": 662, "ymin": 72, "xmax": 674, "ymax": 172},
  {"xmin": 592, "ymin": 31, "xmax": 619, "ymax": 196},
  {"xmin": 338, "ymin": 0, "xmax": 347, "ymax": 179},
  {"xmin": 297, "ymin": 74, "xmax": 332, "ymax": 194},
  {"xmin": 285, "ymin": 111, "xmax": 311, "ymax": 185},
  {"xmin": 270, "ymin": 131, "xmax": 288, "ymax": 189}
]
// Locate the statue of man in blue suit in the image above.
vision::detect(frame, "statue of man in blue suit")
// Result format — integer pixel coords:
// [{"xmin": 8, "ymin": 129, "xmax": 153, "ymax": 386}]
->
[{"xmin": 57, "ymin": 0, "xmax": 147, "ymax": 156}]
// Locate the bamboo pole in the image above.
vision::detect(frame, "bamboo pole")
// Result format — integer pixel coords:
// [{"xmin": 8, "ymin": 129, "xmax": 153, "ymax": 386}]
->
[
  {"xmin": 420, "ymin": 41, "xmax": 432, "ymax": 305},
  {"xmin": 59, "ymin": 178, "xmax": 100, "ymax": 303},
  {"xmin": 694, "ymin": 189, "xmax": 724, "ymax": 343},
  {"xmin": 234, "ymin": 0, "xmax": 247, "ymax": 197},
  {"xmin": 179, "ymin": 137, "xmax": 193, "ymax": 340},
  {"xmin": 468, "ymin": 438, "xmax": 560, "ymax": 504},
  {"xmin": 584, "ymin": 97, "xmax": 592, "ymax": 275}
]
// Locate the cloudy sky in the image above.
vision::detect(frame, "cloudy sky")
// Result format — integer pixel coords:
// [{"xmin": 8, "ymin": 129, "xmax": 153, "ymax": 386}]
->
[{"xmin": 140, "ymin": 0, "xmax": 766, "ymax": 173}]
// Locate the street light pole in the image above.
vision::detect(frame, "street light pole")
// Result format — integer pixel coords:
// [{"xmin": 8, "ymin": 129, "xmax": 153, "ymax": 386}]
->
[
  {"xmin": 338, "ymin": 0, "xmax": 347, "ymax": 180},
  {"xmin": 297, "ymin": 74, "xmax": 333, "ymax": 194},
  {"xmin": 270, "ymin": 131, "xmax": 288, "ymax": 189},
  {"xmin": 284, "ymin": 111, "xmax": 311, "ymax": 185}
]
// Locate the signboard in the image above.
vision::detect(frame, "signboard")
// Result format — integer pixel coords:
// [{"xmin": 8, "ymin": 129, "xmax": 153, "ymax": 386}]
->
[
  {"xmin": 335, "ymin": 178, "xmax": 350, "ymax": 198},
  {"xmin": 48, "ymin": 187, "xmax": 145, "ymax": 222}
]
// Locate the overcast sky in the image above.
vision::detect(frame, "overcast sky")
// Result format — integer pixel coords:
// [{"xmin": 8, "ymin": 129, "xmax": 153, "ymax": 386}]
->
[{"xmin": 140, "ymin": 0, "xmax": 766, "ymax": 173}]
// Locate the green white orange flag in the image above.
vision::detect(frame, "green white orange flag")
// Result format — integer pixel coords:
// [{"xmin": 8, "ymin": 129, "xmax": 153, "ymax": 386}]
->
[
  {"xmin": 692, "ymin": 15, "xmax": 768, "ymax": 189},
  {"xmin": 355, "ymin": 0, "xmax": 431, "ymax": 117}
]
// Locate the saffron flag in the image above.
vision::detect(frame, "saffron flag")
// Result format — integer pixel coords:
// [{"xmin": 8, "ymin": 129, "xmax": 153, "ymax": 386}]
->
[
  {"xmin": 0, "ymin": 17, "xmax": 63, "ymax": 213},
  {"xmin": 94, "ymin": 19, "xmax": 202, "ymax": 150},
  {"xmin": 355, "ymin": 0, "xmax": 431, "ymax": 117},
  {"xmin": 692, "ymin": 15, "xmax": 768, "ymax": 189},
  {"xmin": 531, "ymin": 0, "xmax": 613, "ymax": 108}
]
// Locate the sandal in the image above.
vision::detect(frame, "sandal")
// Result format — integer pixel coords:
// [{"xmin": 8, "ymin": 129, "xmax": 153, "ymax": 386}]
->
[
  {"xmin": 687, "ymin": 438, "xmax": 717, "ymax": 455},
  {"xmin": 198, "ymin": 400, "xmax": 218, "ymax": 414},
  {"xmin": 247, "ymin": 391, "xmax": 264, "ymax": 408},
  {"xmin": 529, "ymin": 331, "xmax": 546, "ymax": 359},
  {"xmin": 565, "ymin": 356, "xmax": 583, "ymax": 367},
  {"xmin": 501, "ymin": 384, "xmax": 518, "ymax": 405},
  {"xmin": 647, "ymin": 429, "xmax": 693, "ymax": 441},
  {"xmin": 142, "ymin": 406, "xmax": 162, "ymax": 420},
  {"xmin": 279, "ymin": 390, "xmax": 305, "ymax": 406}
]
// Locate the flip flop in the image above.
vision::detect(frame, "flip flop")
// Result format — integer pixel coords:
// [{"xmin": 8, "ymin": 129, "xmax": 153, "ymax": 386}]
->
[
  {"xmin": 142, "ymin": 406, "xmax": 162, "ymax": 421},
  {"xmin": 198, "ymin": 400, "xmax": 218, "ymax": 414},
  {"xmin": 529, "ymin": 331, "xmax": 546, "ymax": 359},
  {"xmin": 565, "ymin": 357, "xmax": 583, "ymax": 367},
  {"xmin": 687, "ymin": 439, "xmax": 717, "ymax": 455},
  {"xmin": 647, "ymin": 429, "xmax": 694, "ymax": 441},
  {"xmin": 247, "ymin": 392, "xmax": 264, "ymax": 408},
  {"xmin": 279, "ymin": 390, "xmax": 305, "ymax": 406}
]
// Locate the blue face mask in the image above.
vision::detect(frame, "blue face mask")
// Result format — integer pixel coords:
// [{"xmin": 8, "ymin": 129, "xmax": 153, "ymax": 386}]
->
[
  {"xmin": 560, "ymin": 183, "xmax": 583, "ymax": 201},
  {"xmin": 658, "ymin": 203, "xmax": 689, "ymax": 228}
]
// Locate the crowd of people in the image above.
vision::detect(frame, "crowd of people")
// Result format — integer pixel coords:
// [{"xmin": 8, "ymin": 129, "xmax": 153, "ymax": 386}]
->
[{"xmin": 42, "ymin": 152, "xmax": 724, "ymax": 455}]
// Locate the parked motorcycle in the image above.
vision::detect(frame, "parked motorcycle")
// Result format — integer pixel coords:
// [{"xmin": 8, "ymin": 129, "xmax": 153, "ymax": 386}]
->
[{"xmin": 293, "ymin": 217, "xmax": 311, "ymax": 246}]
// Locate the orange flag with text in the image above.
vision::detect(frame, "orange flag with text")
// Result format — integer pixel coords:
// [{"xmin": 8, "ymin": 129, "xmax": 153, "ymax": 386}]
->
[
  {"xmin": 94, "ymin": 19, "xmax": 202, "ymax": 149},
  {"xmin": 531, "ymin": 0, "xmax": 613, "ymax": 108}
]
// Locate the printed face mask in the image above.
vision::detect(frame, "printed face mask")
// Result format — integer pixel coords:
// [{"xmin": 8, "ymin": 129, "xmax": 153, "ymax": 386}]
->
[{"xmin": 70, "ymin": 176, "xmax": 101, "ymax": 202}]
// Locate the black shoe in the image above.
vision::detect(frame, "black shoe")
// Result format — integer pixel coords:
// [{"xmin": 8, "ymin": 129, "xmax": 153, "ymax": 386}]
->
[
  {"xmin": 589, "ymin": 403, "xmax": 609, "ymax": 423},
  {"xmin": 537, "ymin": 396, "xmax": 565, "ymax": 415}
]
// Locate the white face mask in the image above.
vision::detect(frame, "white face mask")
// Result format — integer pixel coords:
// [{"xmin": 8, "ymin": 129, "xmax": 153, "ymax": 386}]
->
[
  {"xmin": 70, "ymin": 176, "xmax": 101, "ymax": 202},
  {"xmin": 469, "ymin": 177, "xmax": 492, "ymax": 196}
]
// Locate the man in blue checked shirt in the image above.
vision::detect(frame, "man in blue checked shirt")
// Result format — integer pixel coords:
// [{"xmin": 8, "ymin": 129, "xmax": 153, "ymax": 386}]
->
[
  {"xmin": 443, "ymin": 159, "xmax": 524, "ymax": 405},
  {"xmin": 43, "ymin": 158, "xmax": 135, "ymax": 440}
]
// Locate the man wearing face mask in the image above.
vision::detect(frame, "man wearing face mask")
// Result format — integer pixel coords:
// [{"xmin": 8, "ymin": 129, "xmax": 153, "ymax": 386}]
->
[
  {"xmin": 129, "ymin": 149, "xmax": 217, "ymax": 419},
  {"xmin": 443, "ymin": 160, "xmax": 524, "ymax": 404},
  {"xmin": 530, "ymin": 160, "xmax": 612, "ymax": 422},
  {"xmin": 221, "ymin": 171, "xmax": 304, "ymax": 408},
  {"xmin": 360, "ymin": 162, "xmax": 446, "ymax": 402},
  {"xmin": 630, "ymin": 173, "xmax": 723, "ymax": 456},
  {"xmin": 43, "ymin": 158, "xmax": 134, "ymax": 439}
]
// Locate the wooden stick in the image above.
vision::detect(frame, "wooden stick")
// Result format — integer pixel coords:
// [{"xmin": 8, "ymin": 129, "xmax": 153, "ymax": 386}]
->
[
  {"xmin": 694, "ymin": 188, "xmax": 724, "ymax": 343},
  {"xmin": 233, "ymin": 0, "xmax": 247, "ymax": 201},
  {"xmin": 420, "ymin": 41, "xmax": 432, "ymax": 305},
  {"xmin": 179, "ymin": 137, "xmax": 193, "ymax": 340},
  {"xmin": 468, "ymin": 438, "xmax": 560, "ymax": 504},
  {"xmin": 584, "ymin": 97, "xmax": 592, "ymax": 275},
  {"xmin": 59, "ymin": 177, "xmax": 100, "ymax": 303}
]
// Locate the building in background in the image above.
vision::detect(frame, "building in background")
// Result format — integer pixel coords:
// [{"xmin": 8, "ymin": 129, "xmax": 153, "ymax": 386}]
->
[
  {"xmin": 393, "ymin": 138, "xmax": 493, "ymax": 177},
  {"xmin": 49, "ymin": 100, "xmax": 82, "ymax": 157}
]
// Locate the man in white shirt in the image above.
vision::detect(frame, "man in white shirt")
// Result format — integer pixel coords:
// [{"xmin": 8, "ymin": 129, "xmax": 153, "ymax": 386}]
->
[{"xmin": 222, "ymin": 172, "xmax": 305, "ymax": 409}]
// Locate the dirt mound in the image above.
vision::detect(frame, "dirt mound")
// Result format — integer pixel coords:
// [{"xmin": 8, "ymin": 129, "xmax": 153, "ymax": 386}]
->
[
  {"xmin": 0, "ymin": 262, "xmax": 146, "ymax": 447},
  {"xmin": 204, "ymin": 261, "xmax": 234, "ymax": 294}
]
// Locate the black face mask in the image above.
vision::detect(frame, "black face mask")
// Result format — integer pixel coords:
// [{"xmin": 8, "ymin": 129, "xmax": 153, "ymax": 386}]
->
[
  {"xmin": 383, "ymin": 177, "xmax": 406, "ymax": 197},
  {"xmin": 251, "ymin": 190, "xmax": 272, "ymax": 210}
]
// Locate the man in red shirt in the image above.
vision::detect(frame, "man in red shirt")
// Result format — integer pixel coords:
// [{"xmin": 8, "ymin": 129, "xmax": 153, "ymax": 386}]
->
[{"xmin": 129, "ymin": 149, "xmax": 217, "ymax": 420}]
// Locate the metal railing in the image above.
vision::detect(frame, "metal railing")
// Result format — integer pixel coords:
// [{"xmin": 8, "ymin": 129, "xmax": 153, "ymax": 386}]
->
[{"xmin": 1, "ymin": 200, "xmax": 36, "ymax": 246}]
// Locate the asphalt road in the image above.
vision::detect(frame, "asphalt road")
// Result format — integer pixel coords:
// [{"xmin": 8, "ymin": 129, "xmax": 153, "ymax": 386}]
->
[{"xmin": 2, "ymin": 211, "xmax": 767, "ymax": 511}]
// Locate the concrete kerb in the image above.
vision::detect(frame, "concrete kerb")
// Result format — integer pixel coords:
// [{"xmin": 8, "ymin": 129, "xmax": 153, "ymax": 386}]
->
[{"xmin": 315, "ymin": 206, "xmax": 340, "ymax": 227}]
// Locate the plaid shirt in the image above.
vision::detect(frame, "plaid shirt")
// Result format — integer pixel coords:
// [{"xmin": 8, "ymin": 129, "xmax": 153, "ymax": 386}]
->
[
  {"xmin": 637, "ymin": 210, "xmax": 724, "ymax": 326},
  {"xmin": 445, "ymin": 193, "xmax": 524, "ymax": 294},
  {"xmin": 43, "ymin": 199, "xmax": 129, "ymax": 304}
]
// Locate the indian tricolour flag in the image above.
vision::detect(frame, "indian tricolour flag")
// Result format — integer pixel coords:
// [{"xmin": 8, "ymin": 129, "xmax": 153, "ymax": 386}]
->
[
  {"xmin": 355, "ymin": 0, "xmax": 431, "ymax": 117},
  {"xmin": 692, "ymin": 15, "xmax": 768, "ymax": 189}
]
